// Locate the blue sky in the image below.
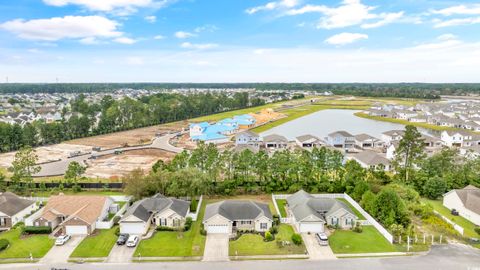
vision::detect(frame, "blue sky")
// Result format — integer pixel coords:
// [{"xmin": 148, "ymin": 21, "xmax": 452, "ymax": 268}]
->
[{"xmin": 0, "ymin": 0, "xmax": 480, "ymax": 83}]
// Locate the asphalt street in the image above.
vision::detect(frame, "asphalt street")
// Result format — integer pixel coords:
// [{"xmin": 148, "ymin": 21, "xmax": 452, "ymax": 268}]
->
[{"xmin": 2, "ymin": 244, "xmax": 479, "ymax": 270}]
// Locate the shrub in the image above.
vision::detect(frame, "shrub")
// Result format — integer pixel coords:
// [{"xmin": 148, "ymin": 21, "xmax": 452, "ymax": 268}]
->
[
  {"xmin": 114, "ymin": 227, "xmax": 120, "ymax": 236},
  {"xmin": 200, "ymin": 224, "xmax": 207, "ymax": 236},
  {"xmin": 291, "ymin": 233, "xmax": 302, "ymax": 245},
  {"xmin": 113, "ymin": 216, "xmax": 121, "ymax": 226},
  {"xmin": 156, "ymin": 226, "xmax": 175, "ymax": 231},
  {"xmin": 190, "ymin": 199, "xmax": 198, "ymax": 212},
  {"xmin": 272, "ymin": 214, "xmax": 280, "ymax": 226},
  {"xmin": 12, "ymin": 222, "xmax": 24, "ymax": 229},
  {"xmin": 269, "ymin": 226, "xmax": 278, "ymax": 235},
  {"xmin": 0, "ymin": 239, "xmax": 9, "ymax": 251},
  {"xmin": 22, "ymin": 226, "xmax": 52, "ymax": 234},
  {"xmin": 475, "ymin": 227, "xmax": 480, "ymax": 235},
  {"xmin": 352, "ymin": 222, "xmax": 363, "ymax": 233},
  {"xmin": 264, "ymin": 231, "xmax": 274, "ymax": 242},
  {"xmin": 183, "ymin": 217, "xmax": 193, "ymax": 232}
]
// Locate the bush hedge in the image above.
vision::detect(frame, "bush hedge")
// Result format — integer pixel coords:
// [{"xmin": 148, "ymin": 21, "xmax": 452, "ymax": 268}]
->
[
  {"xmin": 184, "ymin": 217, "xmax": 193, "ymax": 232},
  {"xmin": 156, "ymin": 226, "xmax": 176, "ymax": 231},
  {"xmin": 0, "ymin": 239, "xmax": 9, "ymax": 251},
  {"xmin": 291, "ymin": 233, "xmax": 302, "ymax": 245},
  {"xmin": 22, "ymin": 226, "xmax": 52, "ymax": 234},
  {"xmin": 475, "ymin": 227, "xmax": 480, "ymax": 235}
]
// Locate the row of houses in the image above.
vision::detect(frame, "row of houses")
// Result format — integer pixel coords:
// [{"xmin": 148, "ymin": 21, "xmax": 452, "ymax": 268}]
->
[{"xmin": 189, "ymin": 114, "xmax": 257, "ymax": 144}]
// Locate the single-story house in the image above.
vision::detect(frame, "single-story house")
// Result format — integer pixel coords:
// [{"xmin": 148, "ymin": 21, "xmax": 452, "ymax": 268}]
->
[
  {"xmin": 347, "ymin": 150, "xmax": 392, "ymax": 171},
  {"xmin": 0, "ymin": 192, "xmax": 37, "ymax": 230},
  {"xmin": 443, "ymin": 185, "xmax": 480, "ymax": 226},
  {"xmin": 28, "ymin": 195, "xmax": 114, "ymax": 235},
  {"xmin": 263, "ymin": 134, "xmax": 289, "ymax": 149},
  {"xmin": 203, "ymin": 200, "xmax": 272, "ymax": 234},
  {"xmin": 286, "ymin": 190, "xmax": 358, "ymax": 233},
  {"xmin": 120, "ymin": 194, "xmax": 190, "ymax": 235},
  {"xmin": 295, "ymin": 134, "xmax": 324, "ymax": 148}
]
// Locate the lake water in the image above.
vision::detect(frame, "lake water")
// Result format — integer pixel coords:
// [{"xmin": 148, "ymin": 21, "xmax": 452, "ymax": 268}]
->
[{"xmin": 260, "ymin": 109, "xmax": 419, "ymax": 140}]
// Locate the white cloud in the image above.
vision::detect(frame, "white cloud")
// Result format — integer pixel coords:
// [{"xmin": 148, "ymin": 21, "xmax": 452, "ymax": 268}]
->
[
  {"xmin": 433, "ymin": 17, "xmax": 480, "ymax": 28},
  {"xmin": 432, "ymin": 4, "xmax": 480, "ymax": 16},
  {"xmin": 174, "ymin": 31, "xmax": 196, "ymax": 39},
  {"xmin": 437, "ymin": 34, "xmax": 457, "ymax": 41},
  {"xmin": 194, "ymin": 24, "xmax": 218, "ymax": 33},
  {"xmin": 0, "ymin": 16, "xmax": 122, "ymax": 41},
  {"xmin": 361, "ymin": 12, "xmax": 404, "ymax": 29},
  {"xmin": 285, "ymin": 0, "xmax": 403, "ymax": 29},
  {"xmin": 153, "ymin": 35, "xmax": 165, "ymax": 40},
  {"xmin": 246, "ymin": 0, "xmax": 299, "ymax": 14},
  {"xmin": 79, "ymin": 37, "xmax": 102, "ymax": 45},
  {"xmin": 42, "ymin": 0, "xmax": 171, "ymax": 15},
  {"xmin": 180, "ymin": 42, "xmax": 218, "ymax": 50},
  {"xmin": 114, "ymin": 37, "xmax": 137, "ymax": 44},
  {"xmin": 125, "ymin": 56, "xmax": 144, "ymax": 65},
  {"xmin": 144, "ymin": 15, "xmax": 157, "ymax": 23},
  {"xmin": 325, "ymin": 32, "xmax": 368, "ymax": 45}
]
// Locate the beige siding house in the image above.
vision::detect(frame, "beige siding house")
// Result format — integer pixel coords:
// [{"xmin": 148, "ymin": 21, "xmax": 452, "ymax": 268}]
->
[{"xmin": 443, "ymin": 185, "xmax": 480, "ymax": 226}]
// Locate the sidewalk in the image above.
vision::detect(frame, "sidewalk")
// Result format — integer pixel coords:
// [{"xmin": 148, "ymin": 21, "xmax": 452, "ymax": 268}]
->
[{"xmin": 335, "ymin": 251, "xmax": 414, "ymax": 258}]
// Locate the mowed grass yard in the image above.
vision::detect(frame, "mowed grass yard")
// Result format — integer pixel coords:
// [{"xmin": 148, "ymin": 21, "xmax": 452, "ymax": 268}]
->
[
  {"xmin": 276, "ymin": 199, "xmax": 287, "ymax": 217},
  {"xmin": 70, "ymin": 227, "xmax": 118, "ymax": 258},
  {"xmin": 135, "ymin": 201, "xmax": 207, "ymax": 257},
  {"xmin": 336, "ymin": 198, "xmax": 366, "ymax": 220},
  {"xmin": 329, "ymin": 226, "xmax": 397, "ymax": 254},
  {"xmin": 423, "ymin": 199, "xmax": 479, "ymax": 238},
  {"xmin": 0, "ymin": 227, "xmax": 54, "ymax": 259},
  {"xmin": 229, "ymin": 224, "xmax": 306, "ymax": 256}
]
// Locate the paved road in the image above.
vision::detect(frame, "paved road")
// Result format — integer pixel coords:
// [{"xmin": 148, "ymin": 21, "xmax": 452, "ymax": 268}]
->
[
  {"xmin": 40, "ymin": 236, "xmax": 84, "ymax": 264},
  {"xmin": 203, "ymin": 234, "xmax": 229, "ymax": 261},
  {"xmin": 2, "ymin": 244, "xmax": 480, "ymax": 270},
  {"xmin": 34, "ymin": 133, "xmax": 183, "ymax": 177}
]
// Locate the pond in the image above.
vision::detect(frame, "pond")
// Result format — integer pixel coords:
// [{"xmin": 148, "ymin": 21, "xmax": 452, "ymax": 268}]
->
[{"xmin": 260, "ymin": 109, "xmax": 428, "ymax": 140}]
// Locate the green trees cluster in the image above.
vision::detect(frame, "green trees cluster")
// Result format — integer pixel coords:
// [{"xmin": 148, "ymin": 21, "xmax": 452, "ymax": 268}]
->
[{"xmin": 0, "ymin": 92, "xmax": 261, "ymax": 153}]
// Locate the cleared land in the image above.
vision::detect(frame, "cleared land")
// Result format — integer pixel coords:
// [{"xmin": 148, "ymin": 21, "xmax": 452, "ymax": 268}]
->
[
  {"xmin": 70, "ymin": 227, "xmax": 118, "ymax": 258},
  {"xmin": 0, "ymin": 227, "xmax": 54, "ymax": 259},
  {"xmin": 329, "ymin": 226, "xmax": 397, "ymax": 254},
  {"xmin": 229, "ymin": 224, "xmax": 306, "ymax": 256}
]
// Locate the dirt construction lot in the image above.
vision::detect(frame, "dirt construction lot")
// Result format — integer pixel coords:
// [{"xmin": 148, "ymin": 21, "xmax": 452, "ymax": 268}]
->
[
  {"xmin": 84, "ymin": 149, "xmax": 175, "ymax": 178},
  {"xmin": 66, "ymin": 121, "xmax": 186, "ymax": 148}
]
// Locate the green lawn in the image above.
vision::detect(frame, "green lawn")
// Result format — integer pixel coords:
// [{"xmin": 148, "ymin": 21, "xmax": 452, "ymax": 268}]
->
[
  {"xmin": 229, "ymin": 224, "xmax": 306, "ymax": 256},
  {"xmin": 135, "ymin": 200, "xmax": 207, "ymax": 257},
  {"xmin": 329, "ymin": 226, "xmax": 397, "ymax": 254},
  {"xmin": 276, "ymin": 199, "xmax": 287, "ymax": 218},
  {"xmin": 355, "ymin": 112, "xmax": 466, "ymax": 133},
  {"xmin": 0, "ymin": 227, "xmax": 54, "ymax": 259},
  {"xmin": 70, "ymin": 227, "xmax": 118, "ymax": 258},
  {"xmin": 423, "ymin": 199, "xmax": 479, "ymax": 238},
  {"xmin": 336, "ymin": 198, "xmax": 366, "ymax": 220}
]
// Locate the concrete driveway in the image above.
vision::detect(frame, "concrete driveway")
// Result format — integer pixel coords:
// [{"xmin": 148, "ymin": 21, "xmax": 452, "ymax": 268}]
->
[
  {"xmin": 106, "ymin": 242, "xmax": 138, "ymax": 263},
  {"xmin": 203, "ymin": 234, "xmax": 229, "ymax": 261},
  {"xmin": 302, "ymin": 233, "xmax": 336, "ymax": 260},
  {"xmin": 40, "ymin": 236, "xmax": 85, "ymax": 264}
]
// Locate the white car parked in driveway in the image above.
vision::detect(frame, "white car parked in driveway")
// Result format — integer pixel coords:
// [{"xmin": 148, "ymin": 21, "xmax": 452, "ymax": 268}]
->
[
  {"xmin": 126, "ymin": 235, "xmax": 139, "ymax": 247},
  {"xmin": 55, "ymin": 235, "xmax": 71, "ymax": 246},
  {"xmin": 315, "ymin": 233, "xmax": 329, "ymax": 246}
]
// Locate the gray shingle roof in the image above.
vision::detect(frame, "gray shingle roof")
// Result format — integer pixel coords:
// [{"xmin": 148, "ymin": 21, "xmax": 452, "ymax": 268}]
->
[
  {"xmin": 351, "ymin": 150, "xmax": 391, "ymax": 166},
  {"xmin": 203, "ymin": 200, "xmax": 272, "ymax": 222},
  {"xmin": 263, "ymin": 134, "xmax": 288, "ymax": 143},
  {"xmin": 452, "ymin": 185, "xmax": 480, "ymax": 215},
  {"xmin": 0, "ymin": 192, "xmax": 35, "ymax": 216},
  {"xmin": 286, "ymin": 190, "xmax": 357, "ymax": 222},
  {"xmin": 122, "ymin": 194, "xmax": 190, "ymax": 222}
]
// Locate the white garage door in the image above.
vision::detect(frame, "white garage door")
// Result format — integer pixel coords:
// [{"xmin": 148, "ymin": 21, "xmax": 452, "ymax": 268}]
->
[
  {"xmin": 66, "ymin": 225, "xmax": 88, "ymax": 235},
  {"xmin": 206, "ymin": 224, "xmax": 229, "ymax": 234},
  {"xmin": 299, "ymin": 223, "xmax": 324, "ymax": 233},
  {"xmin": 120, "ymin": 222, "xmax": 146, "ymax": 235}
]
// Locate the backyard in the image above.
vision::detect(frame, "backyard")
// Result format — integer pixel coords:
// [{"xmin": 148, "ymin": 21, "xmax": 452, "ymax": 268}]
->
[
  {"xmin": 276, "ymin": 199, "xmax": 287, "ymax": 217},
  {"xmin": 229, "ymin": 224, "xmax": 306, "ymax": 256},
  {"xmin": 134, "ymin": 200, "xmax": 207, "ymax": 257},
  {"xmin": 0, "ymin": 227, "xmax": 54, "ymax": 259},
  {"xmin": 70, "ymin": 227, "xmax": 118, "ymax": 258},
  {"xmin": 329, "ymin": 226, "xmax": 397, "ymax": 254},
  {"xmin": 423, "ymin": 199, "xmax": 479, "ymax": 238}
]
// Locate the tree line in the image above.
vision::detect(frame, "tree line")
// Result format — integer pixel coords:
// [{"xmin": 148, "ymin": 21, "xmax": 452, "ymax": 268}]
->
[
  {"xmin": 122, "ymin": 126, "xmax": 480, "ymax": 237},
  {"xmin": 0, "ymin": 92, "xmax": 261, "ymax": 152},
  {"xmin": 3, "ymin": 83, "xmax": 480, "ymax": 98}
]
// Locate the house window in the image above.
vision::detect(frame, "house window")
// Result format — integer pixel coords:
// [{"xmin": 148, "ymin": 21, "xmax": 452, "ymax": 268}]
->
[
  {"xmin": 240, "ymin": 221, "xmax": 252, "ymax": 225},
  {"xmin": 0, "ymin": 218, "xmax": 5, "ymax": 226},
  {"xmin": 260, "ymin": 223, "xmax": 267, "ymax": 229},
  {"xmin": 161, "ymin": 218, "xmax": 167, "ymax": 226}
]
